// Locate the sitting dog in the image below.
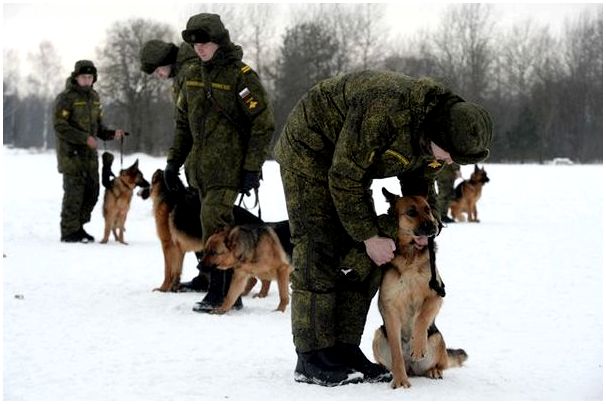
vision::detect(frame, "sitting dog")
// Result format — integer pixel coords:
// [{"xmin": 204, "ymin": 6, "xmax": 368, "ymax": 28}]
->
[
  {"xmin": 449, "ymin": 164, "xmax": 490, "ymax": 222},
  {"xmin": 145, "ymin": 169, "xmax": 292, "ymax": 293},
  {"xmin": 202, "ymin": 224, "xmax": 293, "ymax": 314},
  {"xmin": 372, "ymin": 188, "xmax": 467, "ymax": 389},
  {"xmin": 100, "ymin": 152, "xmax": 149, "ymax": 244}
]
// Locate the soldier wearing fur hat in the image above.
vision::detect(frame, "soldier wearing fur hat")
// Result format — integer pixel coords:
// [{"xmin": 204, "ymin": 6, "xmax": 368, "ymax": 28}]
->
[
  {"xmin": 54, "ymin": 60, "xmax": 125, "ymax": 243},
  {"xmin": 274, "ymin": 71, "xmax": 493, "ymax": 386},
  {"xmin": 163, "ymin": 13, "xmax": 275, "ymax": 310},
  {"xmin": 139, "ymin": 40, "xmax": 198, "ymax": 100}
]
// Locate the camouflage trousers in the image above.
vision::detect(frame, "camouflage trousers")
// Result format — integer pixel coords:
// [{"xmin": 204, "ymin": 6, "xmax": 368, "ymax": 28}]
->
[
  {"xmin": 195, "ymin": 187, "xmax": 239, "ymax": 241},
  {"xmin": 60, "ymin": 168, "xmax": 99, "ymax": 237},
  {"xmin": 436, "ymin": 173, "xmax": 457, "ymax": 218},
  {"xmin": 280, "ymin": 168, "xmax": 382, "ymax": 353}
]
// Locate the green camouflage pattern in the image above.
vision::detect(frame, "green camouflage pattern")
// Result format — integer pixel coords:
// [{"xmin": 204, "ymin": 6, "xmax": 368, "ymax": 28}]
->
[
  {"xmin": 54, "ymin": 74, "xmax": 115, "ymax": 236},
  {"xmin": 60, "ymin": 170, "xmax": 99, "ymax": 236},
  {"xmin": 281, "ymin": 168, "xmax": 399, "ymax": 351},
  {"xmin": 436, "ymin": 162, "xmax": 460, "ymax": 218},
  {"xmin": 173, "ymin": 42, "xmax": 199, "ymax": 101},
  {"xmin": 167, "ymin": 42, "xmax": 275, "ymax": 192},
  {"xmin": 53, "ymin": 78, "xmax": 114, "ymax": 175},
  {"xmin": 274, "ymin": 70, "xmax": 456, "ymax": 242},
  {"xmin": 182, "ymin": 13, "xmax": 230, "ymax": 45}
]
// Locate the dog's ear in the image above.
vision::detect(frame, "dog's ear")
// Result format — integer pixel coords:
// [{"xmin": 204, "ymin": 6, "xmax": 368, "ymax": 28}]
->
[
  {"xmin": 382, "ymin": 187, "xmax": 398, "ymax": 206},
  {"xmin": 474, "ymin": 164, "xmax": 479, "ymax": 172}
]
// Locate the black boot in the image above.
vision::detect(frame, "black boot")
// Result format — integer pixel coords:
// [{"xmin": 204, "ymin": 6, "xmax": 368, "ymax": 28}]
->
[
  {"xmin": 294, "ymin": 348, "xmax": 364, "ymax": 387},
  {"xmin": 332, "ymin": 343, "xmax": 392, "ymax": 383},
  {"xmin": 178, "ymin": 255, "xmax": 210, "ymax": 292},
  {"xmin": 78, "ymin": 227, "xmax": 95, "ymax": 242},
  {"xmin": 441, "ymin": 215, "xmax": 454, "ymax": 223},
  {"xmin": 192, "ymin": 267, "xmax": 243, "ymax": 313}
]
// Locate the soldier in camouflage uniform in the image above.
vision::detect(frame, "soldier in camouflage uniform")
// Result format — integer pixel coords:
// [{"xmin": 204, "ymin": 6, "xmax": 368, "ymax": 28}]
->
[
  {"xmin": 274, "ymin": 70, "xmax": 493, "ymax": 386},
  {"xmin": 54, "ymin": 60, "xmax": 125, "ymax": 243},
  {"xmin": 139, "ymin": 39, "xmax": 199, "ymax": 101},
  {"xmin": 140, "ymin": 39, "xmax": 210, "ymax": 291},
  {"xmin": 163, "ymin": 13, "xmax": 275, "ymax": 311},
  {"xmin": 435, "ymin": 162, "xmax": 461, "ymax": 223}
]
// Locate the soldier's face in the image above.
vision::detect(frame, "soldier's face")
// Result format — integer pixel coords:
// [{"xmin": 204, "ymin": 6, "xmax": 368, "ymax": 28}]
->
[
  {"xmin": 153, "ymin": 66, "xmax": 172, "ymax": 79},
  {"xmin": 194, "ymin": 42, "xmax": 219, "ymax": 62},
  {"xmin": 430, "ymin": 141, "xmax": 454, "ymax": 165},
  {"xmin": 76, "ymin": 74, "xmax": 94, "ymax": 88}
]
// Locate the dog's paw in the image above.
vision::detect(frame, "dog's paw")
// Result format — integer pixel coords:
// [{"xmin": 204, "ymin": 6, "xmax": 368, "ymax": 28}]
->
[
  {"xmin": 253, "ymin": 292, "xmax": 268, "ymax": 299},
  {"xmin": 425, "ymin": 367, "xmax": 443, "ymax": 379},
  {"xmin": 391, "ymin": 376, "xmax": 411, "ymax": 389},
  {"xmin": 410, "ymin": 342, "xmax": 427, "ymax": 361},
  {"xmin": 211, "ymin": 307, "xmax": 228, "ymax": 315}
]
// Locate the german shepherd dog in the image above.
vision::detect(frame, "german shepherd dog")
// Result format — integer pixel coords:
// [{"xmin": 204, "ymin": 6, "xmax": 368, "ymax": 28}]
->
[
  {"xmin": 146, "ymin": 169, "xmax": 292, "ymax": 294},
  {"xmin": 449, "ymin": 164, "xmax": 490, "ymax": 222},
  {"xmin": 372, "ymin": 188, "xmax": 467, "ymax": 389},
  {"xmin": 202, "ymin": 225, "xmax": 293, "ymax": 314},
  {"xmin": 100, "ymin": 153, "xmax": 149, "ymax": 244}
]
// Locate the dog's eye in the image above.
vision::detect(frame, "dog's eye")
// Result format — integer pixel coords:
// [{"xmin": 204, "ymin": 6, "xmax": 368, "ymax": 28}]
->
[{"xmin": 406, "ymin": 208, "xmax": 418, "ymax": 217}]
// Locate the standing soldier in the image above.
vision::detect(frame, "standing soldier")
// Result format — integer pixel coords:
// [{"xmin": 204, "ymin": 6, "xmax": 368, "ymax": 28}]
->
[
  {"xmin": 54, "ymin": 60, "xmax": 125, "ymax": 243},
  {"xmin": 435, "ymin": 162, "xmax": 461, "ymax": 223},
  {"xmin": 139, "ymin": 39, "xmax": 209, "ymax": 291},
  {"xmin": 274, "ymin": 71, "xmax": 493, "ymax": 386},
  {"xmin": 163, "ymin": 13, "xmax": 275, "ymax": 312}
]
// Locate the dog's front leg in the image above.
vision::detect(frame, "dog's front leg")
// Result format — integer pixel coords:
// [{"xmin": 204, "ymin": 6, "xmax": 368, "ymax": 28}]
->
[
  {"xmin": 212, "ymin": 270, "xmax": 249, "ymax": 314},
  {"xmin": 411, "ymin": 296, "xmax": 442, "ymax": 361},
  {"xmin": 383, "ymin": 309, "xmax": 410, "ymax": 388}
]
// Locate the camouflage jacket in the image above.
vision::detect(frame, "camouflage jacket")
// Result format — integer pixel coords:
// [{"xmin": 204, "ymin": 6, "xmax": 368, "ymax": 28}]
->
[
  {"xmin": 168, "ymin": 44, "xmax": 275, "ymax": 191},
  {"xmin": 172, "ymin": 42, "xmax": 199, "ymax": 101},
  {"xmin": 274, "ymin": 70, "xmax": 458, "ymax": 241},
  {"xmin": 53, "ymin": 78, "xmax": 115, "ymax": 174}
]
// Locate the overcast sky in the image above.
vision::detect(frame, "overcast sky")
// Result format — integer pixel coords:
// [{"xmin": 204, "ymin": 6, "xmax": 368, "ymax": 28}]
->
[{"xmin": 2, "ymin": 2, "xmax": 602, "ymax": 78}]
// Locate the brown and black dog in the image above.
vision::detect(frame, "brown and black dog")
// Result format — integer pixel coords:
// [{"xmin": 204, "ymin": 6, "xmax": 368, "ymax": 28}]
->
[
  {"xmin": 145, "ymin": 169, "xmax": 292, "ymax": 293},
  {"xmin": 449, "ymin": 164, "xmax": 490, "ymax": 222},
  {"xmin": 202, "ymin": 224, "xmax": 293, "ymax": 314},
  {"xmin": 100, "ymin": 155, "xmax": 149, "ymax": 244},
  {"xmin": 372, "ymin": 188, "xmax": 467, "ymax": 389}
]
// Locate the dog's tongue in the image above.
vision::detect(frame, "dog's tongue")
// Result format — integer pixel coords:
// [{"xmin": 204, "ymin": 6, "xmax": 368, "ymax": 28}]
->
[{"xmin": 413, "ymin": 236, "xmax": 428, "ymax": 249}]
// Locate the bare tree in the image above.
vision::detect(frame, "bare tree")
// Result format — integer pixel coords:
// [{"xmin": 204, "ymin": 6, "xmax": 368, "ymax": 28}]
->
[
  {"xmin": 96, "ymin": 19, "xmax": 176, "ymax": 155},
  {"xmin": 3, "ymin": 49, "xmax": 21, "ymax": 146},
  {"xmin": 26, "ymin": 41, "xmax": 63, "ymax": 149},
  {"xmin": 426, "ymin": 4, "xmax": 495, "ymax": 101}
]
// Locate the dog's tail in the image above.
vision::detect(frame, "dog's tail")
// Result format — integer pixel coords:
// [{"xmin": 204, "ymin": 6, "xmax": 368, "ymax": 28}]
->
[{"xmin": 446, "ymin": 348, "xmax": 468, "ymax": 368}]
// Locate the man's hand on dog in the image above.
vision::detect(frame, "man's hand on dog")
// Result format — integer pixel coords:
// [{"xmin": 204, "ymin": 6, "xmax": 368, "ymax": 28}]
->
[
  {"xmin": 163, "ymin": 163, "xmax": 181, "ymax": 192},
  {"xmin": 364, "ymin": 235, "xmax": 396, "ymax": 266},
  {"xmin": 239, "ymin": 170, "xmax": 260, "ymax": 195}
]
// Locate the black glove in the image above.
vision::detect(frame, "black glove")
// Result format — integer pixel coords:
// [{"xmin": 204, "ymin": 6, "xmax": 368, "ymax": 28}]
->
[
  {"xmin": 101, "ymin": 152, "xmax": 115, "ymax": 189},
  {"xmin": 239, "ymin": 170, "xmax": 260, "ymax": 195},
  {"xmin": 163, "ymin": 163, "xmax": 181, "ymax": 192}
]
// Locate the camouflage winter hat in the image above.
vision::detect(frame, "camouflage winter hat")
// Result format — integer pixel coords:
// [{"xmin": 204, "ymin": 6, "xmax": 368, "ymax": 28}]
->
[
  {"xmin": 431, "ymin": 102, "xmax": 493, "ymax": 165},
  {"xmin": 181, "ymin": 13, "xmax": 230, "ymax": 45},
  {"xmin": 140, "ymin": 40, "xmax": 179, "ymax": 74},
  {"xmin": 71, "ymin": 60, "xmax": 97, "ymax": 82}
]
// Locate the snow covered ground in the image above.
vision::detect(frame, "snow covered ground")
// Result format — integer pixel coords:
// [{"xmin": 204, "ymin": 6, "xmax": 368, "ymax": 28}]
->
[{"xmin": 2, "ymin": 148, "xmax": 603, "ymax": 401}]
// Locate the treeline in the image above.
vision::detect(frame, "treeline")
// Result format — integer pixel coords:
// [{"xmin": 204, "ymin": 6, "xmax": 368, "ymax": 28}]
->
[{"xmin": 3, "ymin": 4, "xmax": 603, "ymax": 162}]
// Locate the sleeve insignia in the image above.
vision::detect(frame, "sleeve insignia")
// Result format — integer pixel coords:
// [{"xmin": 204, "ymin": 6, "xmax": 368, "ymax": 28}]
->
[
  {"xmin": 428, "ymin": 160, "xmax": 442, "ymax": 169},
  {"xmin": 239, "ymin": 87, "xmax": 258, "ymax": 110}
]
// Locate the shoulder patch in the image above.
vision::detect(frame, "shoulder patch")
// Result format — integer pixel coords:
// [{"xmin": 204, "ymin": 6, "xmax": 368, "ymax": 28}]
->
[{"xmin": 240, "ymin": 64, "xmax": 252, "ymax": 74}]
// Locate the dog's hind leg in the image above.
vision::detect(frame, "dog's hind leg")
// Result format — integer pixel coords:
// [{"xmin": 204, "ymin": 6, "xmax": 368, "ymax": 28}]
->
[
  {"xmin": 243, "ymin": 277, "xmax": 257, "ymax": 296},
  {"xmin": 100, "ymin": 214, "xmax": 115, "ymax": 244},
  {"xmin": 275, "ymin": 264, "xmax": 291, "ymax": 312},
  {"xmin": 154, "ymin": 241, "xmax": 179, "ymax": 292},
  {"xmin": 170, "ymin": 248, "xmax": 185, "ymax": 291},
  {"xmin": 255, "ymin": 279, "xmax": 271, "ymax": 298}
]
